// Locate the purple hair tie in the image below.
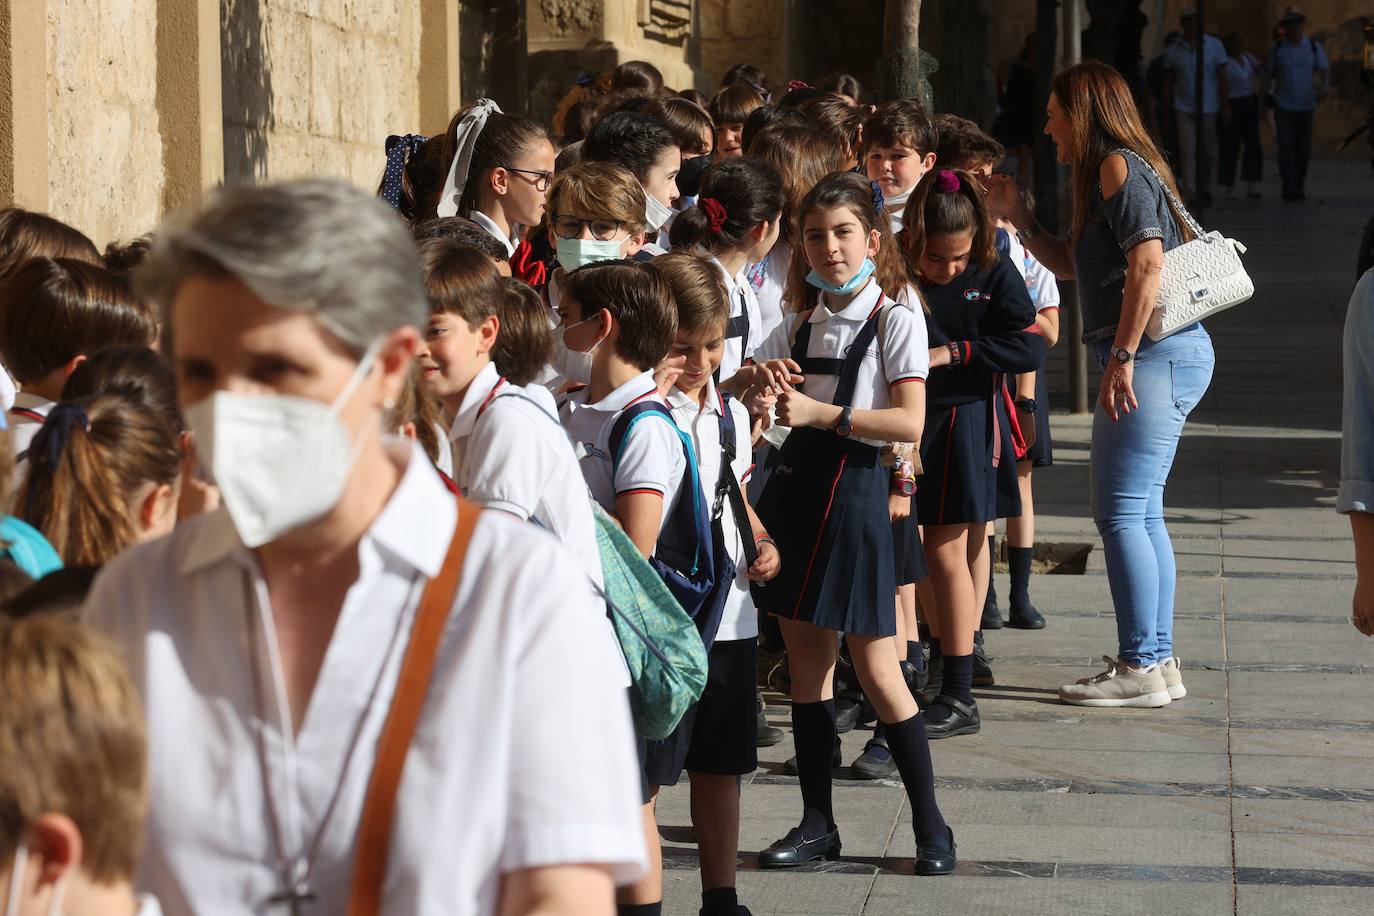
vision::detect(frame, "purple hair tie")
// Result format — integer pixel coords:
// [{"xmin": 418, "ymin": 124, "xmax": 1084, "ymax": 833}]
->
[{"xmin": 934, "ymin": 170, "xmax": 962, "ymax": 194}]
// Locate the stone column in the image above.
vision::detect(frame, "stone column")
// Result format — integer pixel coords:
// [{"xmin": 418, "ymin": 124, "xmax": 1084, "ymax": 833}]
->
[
  {"xmin": 157, "ymin": 0, "xmax": 224, "ymax": 213},
  {"xmin": 419, "ymin": 0, "xmax": 461, "ymax": 134},
  {"xmin": 0, "ymin": 0, "xmax": 49, "ymax": 210}
]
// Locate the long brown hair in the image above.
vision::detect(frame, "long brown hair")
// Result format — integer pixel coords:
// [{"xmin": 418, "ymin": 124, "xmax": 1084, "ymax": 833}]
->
[
  {"xmin": 748, "ymin": 124, "xmax": 848, "ymax": 243},
  {"xmin": 901, "ymin": 168, "xmax": 999, "ymax": 272},
  {"xmin": 1052, "ymin": 61, "xmax": 1194, "ymax": 244},
  {"xmin": 21, "ymin": 394, "xmax": 181, "ymax": 567},
  {"xmin": 785, "ymin": 171, "xmax": 908, "ymax": 315}
]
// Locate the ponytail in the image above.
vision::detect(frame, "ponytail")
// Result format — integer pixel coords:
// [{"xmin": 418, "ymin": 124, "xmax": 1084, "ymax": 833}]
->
[
  {"xmin": 668, "ymin": 156, "xmax": 783, "ymax": 254},
  {"xmin": 900, "ymin": 168, "xmax": 998, "ymax": 270},
  {"xmin": 21, "ymin": 395, "xmax": 181, "ymax": 567}
]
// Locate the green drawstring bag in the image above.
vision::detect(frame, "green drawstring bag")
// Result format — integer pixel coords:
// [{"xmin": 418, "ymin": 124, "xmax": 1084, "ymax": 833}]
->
[{"xmin": 591, "ymin": 503, "xmax": 708, "ymax": 740}]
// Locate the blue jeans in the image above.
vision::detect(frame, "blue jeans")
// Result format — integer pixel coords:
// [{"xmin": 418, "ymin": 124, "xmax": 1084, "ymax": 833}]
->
[{"xmin": 1090, "ymin": 324, "xmax": 1214, "ymax": 667}]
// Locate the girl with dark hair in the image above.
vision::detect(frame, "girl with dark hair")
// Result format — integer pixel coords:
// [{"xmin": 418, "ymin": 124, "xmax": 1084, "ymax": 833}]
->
[
  {"xmin": 709, "ymin": 87, "xmax": 765, "ymax": 159},
  {"xmin": 433, "ymin": 100, "xmax": 556, "ymax": 258},
  {"xmin": 612, "ymin": 59, "xmax": 665, "ymax": 95},
  {"xmin": 799, "ymin": 94, "xmax": 864, "ymax": 168},
  {"xmin": 983, "ymin": 59, "xmax": 1215, "ymax": 709},
  {"xmin": 815, "ymin": 72, "xmax": 865, "ymax": 107},
  {"xmin": 376, "ymin": 133, "xmax": 446, "ymax": 224},
  {"xmin": 581, "ymin": 111, "xmax": 682, "ymax": 245},
  {"xmin": 904, "ymin": 168, "xmax": 1043, "ymax": 739},
  {"xmin": 719, "ymin": 63, "xmax": 770, "ymax": 101},
  {"xmin": 668, "ymin": 157, "xmax": 782, "ymax": 385},
  {"xmin": 748, "ymin": 171, "xmax": 955, "ymax": 876}
]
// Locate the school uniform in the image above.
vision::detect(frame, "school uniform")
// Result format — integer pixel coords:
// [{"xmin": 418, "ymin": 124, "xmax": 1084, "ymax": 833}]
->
[
  {"xmin": 1021, "ymin": 249, "xmax": 1060, "ymax": 468},
  {"xmin": 750, "ymin": 244, "xmax": 791, "ymax": 348},
  {"xmin": 8, "ymin": 391, "xmax": 54, "ymax": 461},
  {"xmin": 640, "ymin": 379, "xmax": 759, "ymax": 786},
  {"xmin": 0, "ymin": 367, "xmax": 15, "ymax": 413},
  {"xmin": 752, "ymin": 280, "xmax": 929, "ymax": 636},
  {"xmin": 708, "ymin": 256, "xmax": 762, "ymax": 383},
  {"xmin": 889, "ymin": 283, "xmax": 931, "ymax": 586},
  {"xmin": 918, "ymin": 255, "xmax": 1043, "ymax": 527},
  {"xmin": 84, "ymin": 440, "xmax": 647, "ymax": 916},
  {"xmin": 468, "ymin": 209, "xmax": 519, "ymax": 258},
  {"xmin": 560, "ymin": 372, "xmax": 686, "ymax": 524}
]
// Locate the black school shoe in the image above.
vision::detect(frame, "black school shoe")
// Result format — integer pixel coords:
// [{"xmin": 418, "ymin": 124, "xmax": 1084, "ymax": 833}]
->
[
  {"xmin": 918, "ymin": 654, "xmax": 944, "ymax": 706},
  {"xmin": 756, "ymin": 706, "xmax": 786, "ymax": 747},
  {"xmin": 781, "ymin": 734, "xmax": 842, "ymax": 775},
  {"xmin": 1007, "ymin": 602, "xmax": 1046, "ymax": 629},
  {"xmin": 849, "ymin": 736, "xmax": 897, "ymax": 779},
  {"xmin": 915, "ymin": 826, "xmax": 958, "ymax": 876},
  {"xmin": 834, "ymin": 696, "xmax": 866, "ymax": 734},
  {"xmin": 923, "ymin": 695, "xmax": 981, "ymax": 739},
  {"xmin": 981, "ymin": 601, "xmax": 1004, "ymax": 630},
  {"xmin": 757, "ymin": 825, "xmax": 843, "ymax": 868},
  {"xmin": 699, "ymin": 907, "xmax": 753, "ymax": 916},
  {"xmin": 972, "ymin": 640, "xmax": 995, "ymax": 687}
]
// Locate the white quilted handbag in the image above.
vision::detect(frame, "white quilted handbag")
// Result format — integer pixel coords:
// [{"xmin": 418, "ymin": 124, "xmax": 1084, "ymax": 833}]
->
[{"xmin": 1113, "ymin": 148, "xmax": 1254, "ymax": 341}]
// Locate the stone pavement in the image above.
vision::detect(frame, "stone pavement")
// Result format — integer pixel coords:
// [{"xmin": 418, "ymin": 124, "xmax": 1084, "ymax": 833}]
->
[{"xmin": 658, "ymin": 157, "xmax": 1374, "ymax": 915}]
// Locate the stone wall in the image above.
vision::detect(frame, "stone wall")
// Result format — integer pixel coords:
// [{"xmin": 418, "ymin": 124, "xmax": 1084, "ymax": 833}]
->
[
  {"xmin": 697, "ymin": 0, "xmax": 788, "ymax": 91},
  {"xmin": 46, "ymin": 0, "xmax": 165, "ymax": 247},
  {"xmin": 222, "ymin": 0, "xmax": 423, "ymax": 190}
]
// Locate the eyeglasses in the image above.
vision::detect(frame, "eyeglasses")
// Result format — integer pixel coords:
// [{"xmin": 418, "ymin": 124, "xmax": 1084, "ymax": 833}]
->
[
  {"xmin": 552, "ymin": 215, "xmax": 630, "ymax": 241},
  {"xmin": 507, "ymin": 167, "xmax": 553, "ymax": 192}
]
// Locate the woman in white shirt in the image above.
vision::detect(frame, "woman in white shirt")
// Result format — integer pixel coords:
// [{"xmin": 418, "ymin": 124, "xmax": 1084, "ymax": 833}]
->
[
  {"xmin": 1220, "ymin": 31, "xmax": 1264, "ymax": 199},
  {"xmin": 84, "ymin": 178, "xmax": 645, "ymax": 916}
]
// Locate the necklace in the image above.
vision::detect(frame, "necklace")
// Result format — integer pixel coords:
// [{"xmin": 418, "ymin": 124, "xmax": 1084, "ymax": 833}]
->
[{"xmin": 242, "ymin": 569, "xmax": 418, "ymax": 913}]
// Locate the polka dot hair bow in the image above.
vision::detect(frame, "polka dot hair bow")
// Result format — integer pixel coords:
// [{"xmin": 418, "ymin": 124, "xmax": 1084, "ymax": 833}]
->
[{"xmin": 380, "ymin": 134, "xmax": 429, "ymax": 209}]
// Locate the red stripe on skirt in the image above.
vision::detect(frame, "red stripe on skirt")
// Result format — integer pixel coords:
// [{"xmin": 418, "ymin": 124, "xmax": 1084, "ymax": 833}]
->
[{"xmin": 790, "ymin": 452, "xmax": 850, "ymax": 619}]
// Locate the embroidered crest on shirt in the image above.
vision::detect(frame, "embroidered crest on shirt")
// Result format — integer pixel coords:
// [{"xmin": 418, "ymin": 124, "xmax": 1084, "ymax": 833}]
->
[{"xmin": 964, "ymin": 288, "xmax": 991, "ymax": 302}]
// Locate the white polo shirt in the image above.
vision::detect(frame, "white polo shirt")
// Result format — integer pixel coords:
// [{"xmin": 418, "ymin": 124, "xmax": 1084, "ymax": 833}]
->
[
  {"xmin": 560, "ymin": 371, "xmax": 686, "ymax": 537},
  {"xmin": 83, "ymin": 440, "xmax": 646, "ymax": 916},
  {"xmin": 7, "ymin": 391, "xmax": 54, "ymax": 461},
  {"xmin": 0, "ymin": 366, "xmax": 15, "ymax": 412},
  {"xmin": 468, "ymin": 209, "xmax": 519, "ymax": 258},
  {"xmin": 755, "ymin": 280, "xmax": 929, "ymax": 447},
  {"xmin": 749, "ymin": 244, "xmax": 791, "ymax": 355},
  {"xmin": 709, "ymin": 256, "xmax": 762, "ymax": 382},
  {"xmin": 666, "ymin": 379, "xmax": 758, "ymax": 641}
]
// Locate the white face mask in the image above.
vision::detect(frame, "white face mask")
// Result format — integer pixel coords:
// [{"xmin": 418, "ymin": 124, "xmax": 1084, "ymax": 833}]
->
[
  {"xmin": 644, "ymin": 193, "xmax": 674, "ymax": 232},
  {"xmin": 553, "ymin": 315, "xmax": 604, "ymax": 386},
  {"xmin": 4, "ymin": 845, "xmax": 66, "ymax": 916},
  {"xmin": 885, "ymin": 186, "xmax": 914, "ymax": 211},
  {"xmin": 185, "ymin": 345, "xmax": 380, "ymax": 548}
]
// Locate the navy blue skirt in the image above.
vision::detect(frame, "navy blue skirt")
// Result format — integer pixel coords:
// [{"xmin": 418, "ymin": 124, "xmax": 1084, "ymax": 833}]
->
[
  {"xmin": 892, "ymin": 509, "xmax": 929, "ymax": 585},
  {"xmin": 1021, "ymin": 365, "xmax": 1054, "ymax": 467},
  {"xmin": 918, "ymin": 399, "xmax": 998, "ymax": 526},
  {"xmin": 753, "ymin": 426, "xmax": 896, "ymax": 637}
]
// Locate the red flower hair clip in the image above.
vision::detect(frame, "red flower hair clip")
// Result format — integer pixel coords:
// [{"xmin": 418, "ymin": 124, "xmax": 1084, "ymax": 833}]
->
[{"xmin": 701, "ymin": 197, "xmax": 729, "ymax": 233}]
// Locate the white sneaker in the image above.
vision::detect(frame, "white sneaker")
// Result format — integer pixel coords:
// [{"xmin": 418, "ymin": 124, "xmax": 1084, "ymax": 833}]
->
[
  {"xmin": 1160, "ymin": 656, "xmax": 1186, "ymax": 700},
  {"xmin": 1058, "ymin": 656, "xmax": 1172, "ymax": 708}
]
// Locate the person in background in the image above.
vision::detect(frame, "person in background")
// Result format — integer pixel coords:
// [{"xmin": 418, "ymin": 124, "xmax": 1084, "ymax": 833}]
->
[
  {"xmin": 580, "ymin": 112, "xmax": 683, "ymax": 250},
  {"xmin": 719, "ymin": 63, "xmax": 771, "ymax": 103},
  {"xmin": 612, "ymin": 60, "xmax": 665, "ymax": 97},
  {"xmin": 1266, "ymin": 6, "xmax": 1328, "ymax": 202},
  {"xmin": 85, "ymin": 178, "xmax": 646, "ymax": 915},
  {"xmin": 709, "ymin": 87, "xmax": 765, "ymax": 160},
  {"xmin": 0, "ymin": 258, "xmax": 157, "ymax": 462},
  {"xmin": 411, "ymin": 216, "xmax": 513, "ymax": 277},
  {"xmin": 0, "ymin": 614, "xmax": 162, "ymax": 916},
  {"xmin": 1341, "ymin": 269, "xmax": 1374, "ymax": 638},
  {"xmin": 1219, "ymin": 31, "xmax": 1264, "ymax": 200},
  {"xmin": 1163, "ymin": 8, "xmax": 1229, "ymax": 207},
  {"xmin": 815, "ymin": 72, "xmax": 866, "ymax": 108}
]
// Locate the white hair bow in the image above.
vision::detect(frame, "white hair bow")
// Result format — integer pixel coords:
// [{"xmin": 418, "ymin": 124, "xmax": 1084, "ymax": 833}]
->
[{"xmin": 435, "ymin": 98, "xmax": 503, "ymax": 218}]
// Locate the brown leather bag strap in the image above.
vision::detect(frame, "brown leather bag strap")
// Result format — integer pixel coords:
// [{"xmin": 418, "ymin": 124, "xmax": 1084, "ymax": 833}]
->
[{"xmin": 346, "ymin": 497, "xmax": 482, "ymax": 916}]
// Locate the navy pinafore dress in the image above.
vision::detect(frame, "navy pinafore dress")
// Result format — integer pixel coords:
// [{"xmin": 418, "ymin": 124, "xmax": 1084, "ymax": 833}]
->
[{"xmin": 752, "ymin": 302, "xmax": 897, "ymax": 637}]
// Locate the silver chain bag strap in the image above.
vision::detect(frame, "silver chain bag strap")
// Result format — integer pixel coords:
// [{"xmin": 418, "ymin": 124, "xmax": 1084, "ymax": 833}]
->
[{"xmin": 1111, "ymin": 148, "xmax": 1254, "ymax": 340}]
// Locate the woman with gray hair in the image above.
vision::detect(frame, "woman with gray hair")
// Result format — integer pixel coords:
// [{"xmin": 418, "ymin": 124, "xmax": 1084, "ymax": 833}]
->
[{"xmin": 83, "ymin": 178, "xmax": 647, "ymax": 915}]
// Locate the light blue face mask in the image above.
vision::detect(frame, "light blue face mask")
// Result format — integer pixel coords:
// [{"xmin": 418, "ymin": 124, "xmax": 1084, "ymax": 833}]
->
[
  {"xmin": 806, "ymin": 257, "xmax": 877, "ymax": 295},
  {"xmin": 557, "ymin": 236, "xmax": 625, "ymax": 271}
]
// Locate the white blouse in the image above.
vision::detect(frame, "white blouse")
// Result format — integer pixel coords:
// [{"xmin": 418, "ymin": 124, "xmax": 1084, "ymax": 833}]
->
[{"xmin": 84, "ymin": 441, "xmax": 646, "ymax": 916}]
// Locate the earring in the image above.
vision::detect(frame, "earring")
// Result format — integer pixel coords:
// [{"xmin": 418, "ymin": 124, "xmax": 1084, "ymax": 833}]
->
[{"xmin": 382, "ymin": 397, "xmax": 397, "ymax": 411}]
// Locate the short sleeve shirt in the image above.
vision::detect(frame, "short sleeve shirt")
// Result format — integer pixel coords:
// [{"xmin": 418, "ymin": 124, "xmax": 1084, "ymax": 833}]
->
[
  {"xmin": 666, "ymin": 379, "xmax": 757, "ymax": 641},
  {"xmin": 1341, "ymin": 269, "xmax": 1374, "ymax": 514},
  {"xmin": 755, "ymin": 280, "xmax": 929, "ymax": 447},
  {"xmin": 83, "ymin": 441, "xmax": 647, "ymax": 916},
  {"xmin": 709, "ymin": 256, "xmax": 762, "ymax": 381},
  {"xmin": 1268, "ymin": 37, "xmax": 1329, "ymax": 111},
  {"xmin": 1163, "ymin": 34, "xmax": 1228, "ymax": 114},
  {"xmin": 1073, "ymin": 151, "xmax": 1184, "ymax": 340},
  {"xmin": 559, "ymin": 371, "xmax": 687, "ymax": 536}
]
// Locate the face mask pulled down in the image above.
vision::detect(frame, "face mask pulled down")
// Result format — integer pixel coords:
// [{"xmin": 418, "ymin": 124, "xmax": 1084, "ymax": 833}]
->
[
  {"xmin": 806, "ymin": 257, "xmax": 878, "ymax": 296},
  {"xmin": 186, "ymin": 346, "xmax": 381, "ymax": 549}
]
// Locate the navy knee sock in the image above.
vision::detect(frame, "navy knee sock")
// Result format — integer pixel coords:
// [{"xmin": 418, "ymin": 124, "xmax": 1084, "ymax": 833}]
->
[
  {"xmin": 883, "ymin": 713, "xmax": 950, "ymax": 849},
  {"xmin": 700, "ymin": 888, "xmax": 738, "ymax": 916},
  {"xmin": 792, "ymin": 699, "xmax": 837, "ymax": 836},
  {"xmin": 935, "ymin": 653, "xmax": 973, "ymax": 708},
  {"xmin": 618, "ymin": 904, "xmax": 662, "ymax": 916},
  {"xmin": 1009, "ymin": 546, "xmax": 1035, "ymax": 610}
]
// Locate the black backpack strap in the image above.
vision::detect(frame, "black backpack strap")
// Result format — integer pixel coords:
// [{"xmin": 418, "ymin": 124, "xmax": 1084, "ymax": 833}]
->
[{"xmin": 716, "ymin": 391, "xmax": 758, "ymax": 569}]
